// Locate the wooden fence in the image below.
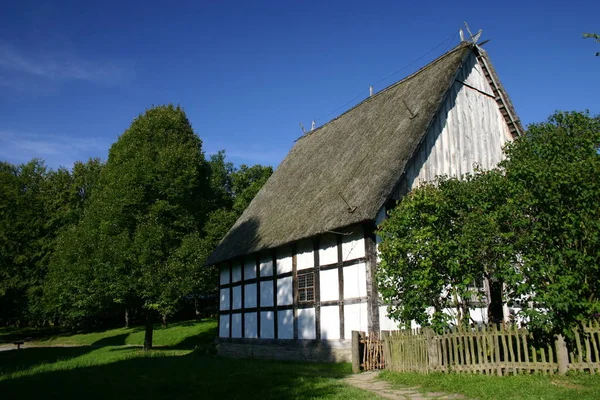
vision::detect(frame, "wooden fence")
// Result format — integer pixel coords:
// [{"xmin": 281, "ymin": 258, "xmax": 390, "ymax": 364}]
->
[{"xmin": 353, "ymin": 320, "xmax": 600, "ymax": 375}]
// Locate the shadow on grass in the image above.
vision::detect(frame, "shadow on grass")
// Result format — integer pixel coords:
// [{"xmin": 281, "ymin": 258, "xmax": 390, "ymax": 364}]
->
[{"xmin": 0, "ymin": 348, "xmax": 357, "ymax": 400}]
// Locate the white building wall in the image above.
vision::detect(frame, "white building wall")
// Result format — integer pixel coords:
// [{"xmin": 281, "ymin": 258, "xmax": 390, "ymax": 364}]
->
[
  {"xmin": 341, "ymin": 228, "xmax": 365, "ymax": 261},
  {"xmin": 296, "ymin": 239, "xmax": 314, "ymax": 270},
  {"xmin": 244, "ymin": 283, "xmax": 257, "ymax": 308},
  {"xmin": 344, "ymin": 303, "xmax": 368, "ymax": 339},
  {"xmin": 298, "ymin": 308, "xmax": 316, "ymax": 339},
  {"xmin": 320, "ymin": 306, "xmax": 340, "ymax": 339},
  {"xmin": 319, "ymin": 269, "xmax": 339, "ymax": 302},
  {"xmin": 260, "ymin": 311, "xmax": 275, "ymax": 338},
  {"xmin": 219, "ymin": 264, "xmax": 229, "ymax": 285},
  {"xmin": 276, "ymin": 247, "xmax": 293, "ymax": 274},
  {"xmin": 231, "ymin": 261, "xmax": 242, "ymax": 283},
  {"xmin": 277, "ymin": 309, "xmax": 294, "ymax": 339},
  {"xmin": 219, "ymin": 315, "xmax": 229, "ymax": 338},
  {"xmin": 277, "ymin": 276, "xmax": 293, "ymax": 306},
  {"xmin": 219, "ymin": 288, "xmax": 230, "ymax": 311},
  {"xmin": 319, "ymin": 234, "xmax": 338, "ymax": 265},
  {"xmin": 260, "ymin": 253, "xmax": 273, "ymax": 276},
  {"xmin": 343, "ymin": 263, "xmax": 367, "ymax": 300},
  {"xmin": 244, "ymin": 313, "xmax": 258, "ymax": 338},
  {"xmin": 260, "ymin": 281, "xmax": 274, "ymax": 307},
  {"xmin": 231, "ymin": 314, "xmax": 242, "ymax": 338},
  {"xmin": 244, "ymin": 258, "xmax": 256, "ymax": 280},
  {"xmin": 401, "ymin": 52, "xmax": 513, "ymax": 193}
]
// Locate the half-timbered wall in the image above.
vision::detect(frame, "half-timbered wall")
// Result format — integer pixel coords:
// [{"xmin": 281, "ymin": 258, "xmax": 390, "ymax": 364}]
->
[{"xmin": 218, "ymin": 224, "xmax": 370, "ymax": 341}]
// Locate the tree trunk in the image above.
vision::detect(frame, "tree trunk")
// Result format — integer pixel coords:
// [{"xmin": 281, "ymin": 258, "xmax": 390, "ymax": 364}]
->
[
  {"xmin": 161, "ymin": 313, "xmax": 167, "ymax": 328},
  {"xmin": 194, "ymin": 297, "xmax": 201, "ymax": 321},
  {"xmin": 143, "ymin": 314, "xmax": 153, "ymax": 351},
  {"xmin": 487, "ymin": 279, "xmax": 504, "ymax": 324},
  {"xmin": 124, "ymin": 309, "xmax": 129, "ymax": 328}
]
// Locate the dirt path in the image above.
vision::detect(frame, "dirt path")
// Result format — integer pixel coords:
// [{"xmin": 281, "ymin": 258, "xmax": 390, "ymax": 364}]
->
[{"xmin": 343, "ymin": 371, "xmax": 467, "ymax": 400}]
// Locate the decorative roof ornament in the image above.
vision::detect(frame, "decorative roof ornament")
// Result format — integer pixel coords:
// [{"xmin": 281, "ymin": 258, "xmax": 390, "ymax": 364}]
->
[{"xmin": 460, "ymin": 22, "xmax": 482, "ymax": 45}]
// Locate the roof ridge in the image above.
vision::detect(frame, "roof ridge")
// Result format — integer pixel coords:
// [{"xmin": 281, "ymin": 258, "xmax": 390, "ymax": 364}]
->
[{"xmin": 296, "ymin": 42, "xmax": 473, "ymax": 142}]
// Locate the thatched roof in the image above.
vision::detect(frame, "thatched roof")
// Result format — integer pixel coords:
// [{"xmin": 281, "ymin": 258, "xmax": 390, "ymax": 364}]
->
[{"xmin": 207, "ymin": 42, "xmax": 483, "ymax": 265}]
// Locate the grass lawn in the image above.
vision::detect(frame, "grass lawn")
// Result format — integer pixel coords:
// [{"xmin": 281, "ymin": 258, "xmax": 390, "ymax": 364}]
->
[
  {"xmin": 380, "ymin": 370, "xmax": 600, "ymax": 400},
  {"xmin": 0, "ymin": 320, "xmax": 375, "ymax": 400}
]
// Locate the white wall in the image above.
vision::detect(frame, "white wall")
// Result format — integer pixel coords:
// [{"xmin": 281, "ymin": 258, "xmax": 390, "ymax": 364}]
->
[
  {"xmin": 319, "ymin": 269, "xmax": 339, "ymax": 302},
  {"xmin": 277, "ymin": 276, "xmax": 293, "ymax": 306},
  {"xmin": 231, "ymin": 313, "xmax": 242, "ymax": 338},
  {"xmin": 298, "ymin": 308, "xmax": 316, "ymax": 339},
  {"xmin": 219, "ymin": 315, "xmax": 229, "ymax": 338},
  {"xmin": 277, "ymin": 247, "xmax": 293, "ymax": 274},
  {"xmin": 260, "ymin": 253, "xmax": 273, "ymax": 276},
  {"xmin": 260, "ymin": 281, "xmax": 273, "ymax": 307},
  {"xmin": 277, "ymin": 309, "xmax": 294, "ymax": 339},
  {"xmin": 341, "ymin": 228, "xmax": 365, "ymax": 261},
  {"xmin": 320, "ymin": 305, "xmax": 340, "ymax": 339},
  {"xmin": 260, "ymin": 311, "xmax": 275, "ymax": 338},
  {"xmin": 401, "ymin": 52, "xmax": 513, "ymax": 193},
  {"xmin": 344, "ymin": 303, "xmax": 368, "ymax": 339},
  {"xmin": 244, "ymin": 313, "xmax": 258, "ymax": 338},
  {"xmin": 232, "ymin": 286, "xmax": 242, "ymax": 310},
  {"xmin": 232, "ymin": 261, "xmax": 242, "ymax": 283},
  {"xmin": 244, "ymin": 283, "xmax": 257, "ymax": 308},
  {"xmin": 296, "ymin": 239, "xmax": 314, "ymax": 270},
  {"xmin": 219, "ymin": 265, "xmax": 229, "ymax": 285},
  {"xmin": 319, "ymin": 234, "xmax": 338, "ymax": 265},
  {"xmin": 219, "ymin": 288, "xmax": 230, "ymax": 311},
  {"xmin": 244, "ymin": 257, "xmax": 256, "ymax": 279},
  {"xmin": 343, "ymin": 263, "xmax": 367, "ymax": 299}
]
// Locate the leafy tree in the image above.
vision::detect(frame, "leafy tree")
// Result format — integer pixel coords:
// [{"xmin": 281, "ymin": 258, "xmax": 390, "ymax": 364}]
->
[
  {"xmin": 583, "ymin": 33, "xmax": 600, "ymax": 56},
  {"xmin": 501, "ymin": 111, "xmax": 600, "ymax": 338},
  {"xmin": 48, "ymin": 105, "xmax": 211, "ymax": 348},
  {"xmin": 377, "ymin": 171, "xmax": 512, "ymax": 331}
]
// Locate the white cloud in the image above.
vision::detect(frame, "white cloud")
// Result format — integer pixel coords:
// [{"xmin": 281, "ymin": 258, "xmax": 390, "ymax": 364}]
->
[
  {"xmin": 0, "ymin": 130, "xmax": 110, "ymax": 169},
  {"xmin": 0, "ymin": 42, "xmax": 132, "ymax": 88}
]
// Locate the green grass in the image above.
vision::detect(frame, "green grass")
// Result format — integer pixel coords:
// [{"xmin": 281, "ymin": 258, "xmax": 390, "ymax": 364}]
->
[
  {"xmin": 1, "ymin": 320, "xmax": 217, "ymax": 348},
  {"xmin": 380, "ymin": 370, "xmax": 600, "ymax": 400},
  {"xmin": 0, "ymin": 320, "xmax": 375, "ymax": 400}
]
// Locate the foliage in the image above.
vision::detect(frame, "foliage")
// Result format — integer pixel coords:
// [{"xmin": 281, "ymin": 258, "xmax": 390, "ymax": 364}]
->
[
  {"xmin": 500, "ymin": 111, "xmax": 600, "ymax": 337},
  {"xmin": 377, "ymin": 171, "xmax": 512, "ymax": 331},
  {"xmin": 378, "ymin": 110, "xmax": 600, "ymax": 339},
  {"xmin": 583, "ymin": 33, "xmax": 600, "ymax": 56}
]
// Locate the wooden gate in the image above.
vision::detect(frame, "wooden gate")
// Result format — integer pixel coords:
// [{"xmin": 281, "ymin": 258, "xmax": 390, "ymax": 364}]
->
[{"xmin": 352, "ymin": 331, "xmax": 385, "ymax": 372}]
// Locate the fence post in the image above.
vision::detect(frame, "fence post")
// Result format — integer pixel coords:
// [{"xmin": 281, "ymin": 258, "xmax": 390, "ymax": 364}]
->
[
  {"xmin": 555, "ymin": 334, "xmax": 569, "ymax": 375},
  {"xmin": 352, "ymin": 331, "xmax": 362, "ymax": 373},
  {"xmin": 424, "ymin": 327, "xmax": 438, "ymax": 372}
]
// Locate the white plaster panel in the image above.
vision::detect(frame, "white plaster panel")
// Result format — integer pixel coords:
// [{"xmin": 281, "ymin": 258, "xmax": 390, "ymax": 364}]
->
[
  {"xmin": 244, "ymin": 312, "xmax": 258, "ymax": 338},
  {"xmin": 277, "ymin": 247, "xmax": 293, "ymax": 274},
  {"xmin": 344, "ymin": 303, "xmax": 368, "ymax": 339},
  {"xmin": 319, "ymin": 269, "xmax": 339, "ymax": 302},
  {"xmin": 260, "ymin": 280, "xmax": 274, "ymax": 307},
  {"xmin": 219, "ymin": 264, "xmax": 229, "ymax": 285},
  {"xmin": 470, "ymin": 307, "xmax": 488, "ymax": 324},
  {"xmin": 260, "ymin": 253, "xmax": 273, "ymax": 276},
  {"xmin": 231, "ymin": 313, "xmax": 242, "ymax": 338},
  {"xmin": 219, "ymin": 288, "xmax": 230, "ymax": 311},
  {"xmin": 320, "ymin": 306, "xmax": 340, "ymax": 339},
  {"xmin": 219, "ymin": 314, "xmax": 230, "ymax": 338},
  {"xmin": 277, "ymin": 309, "xmax": 294, "ymax": 339},
  {"xmin": 231, "ymin": 261, "xmax": 242, "ymax": 283},
  {"xmin": 343, "ymin": 263, "xmax": 367, "ymax": 299},
  {"xmin": 260, "ymin": 311, "xmax": 275, "ymax": 339},
  {"xmin": 244, "ymin": 257, "xmax": 256, "ymax": 279},
  {"xmin": 342, "ymin": 227, "xmax": 365, "ymax": 261},
  {"xmin": 244, "ymin": 283, "xmax": 257, "ymax": 309},
  {"xmin": 379, "ymin": 306, "xmax": 399, "ymax": 331},
  {"xmin": 319, "ymin": 234, "xmax": 338, "ymax": 265},
  {"xmin": 298, "ymin": 308, "xmax": 316, "ymax": 339},
  {"xmin": 296, "ymin": 239, "xmax": 314, "ymax": 270},
  {"xmin": 232, "ymin": 286, "xmax": 242, "ymax": 310},
  {"xmin": 277, "ymin": 276, "xmax": 293, "ymax": 306}
]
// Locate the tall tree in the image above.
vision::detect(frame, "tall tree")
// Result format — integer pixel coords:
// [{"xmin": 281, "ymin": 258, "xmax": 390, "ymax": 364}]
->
[
  {"xmin": 501, "ymin": 111, "xmax": 600, "ymax": 338},
  {"xmin": 583, "ymin": 33, "xmax": 600, "ymax": 56},
  {"xmin": 49, "ymin": 105, "xmax": 211, "ymax": 348}
]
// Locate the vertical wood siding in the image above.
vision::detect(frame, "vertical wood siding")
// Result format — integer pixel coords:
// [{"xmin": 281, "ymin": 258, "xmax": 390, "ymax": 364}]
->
[{"xmin": 401, "ymin": 52, "xmax": 513, "ymax": 194}]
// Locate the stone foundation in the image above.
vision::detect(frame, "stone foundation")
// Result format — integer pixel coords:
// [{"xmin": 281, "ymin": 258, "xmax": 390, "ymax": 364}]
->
[{"xmin": 217, "ymin": 338, "xmax": 351, "ymax": 362}]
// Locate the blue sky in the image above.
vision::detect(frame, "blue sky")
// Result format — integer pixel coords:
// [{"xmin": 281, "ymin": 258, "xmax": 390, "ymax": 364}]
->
[{"xmin": 0, "ymin": 0, "xmax": 598, "ymax": 169}]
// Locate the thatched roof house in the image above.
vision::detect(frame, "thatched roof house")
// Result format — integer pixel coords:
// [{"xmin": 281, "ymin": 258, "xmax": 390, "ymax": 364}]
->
[{"xmin": 209, "ymin": 41, "xmax": 522, "ymax": 362}]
